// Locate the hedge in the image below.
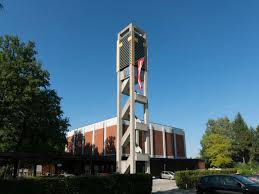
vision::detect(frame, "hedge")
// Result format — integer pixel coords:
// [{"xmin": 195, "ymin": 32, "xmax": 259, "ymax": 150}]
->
[
  {"xmin": 175, "ymin": 168, "xmax": 237, "ymax": 189},
  {"xmin": 0, "ymin": 174, "xmax": 152, "ymax": 194}
]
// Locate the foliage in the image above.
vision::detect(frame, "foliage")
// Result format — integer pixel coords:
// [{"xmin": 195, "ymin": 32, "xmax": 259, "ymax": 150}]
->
[
  {"xmin": 231, "ymin": 113, "xmax": 253, "ymax": 163},
  {"xmin": 200, "ymin": 117, "xmax": 233, "ymax": 168},
  {"xmin": 235, "ymin": 162, "xmax": 259, "ymax": 175},
  {"xmin": 201, "ymin": 134, "xmax": 232, "ymax": 168},
  {"xmin": 0, "ymin": 35, "xmax": 69, "ymax": 153},
  {"xmin": 175, "ymin": 169, "xmax": 237, "ymax": 189},
  {"xmin": 200, "ymin": 113, "xmax": 259, "ymax": 167},
  {"xmin": 205, "ymin": 117, "xmax": 232, "ymax": 137},
  {"xmin": 250, "ymin": 126, "xmax": 259, "ymax": 162},
  {"xmin": 0, "ymin": 174, "xmax": 152, "ymax": 194},
  {"xmin": 0, "ymin": 165, "xmax": 12, "ymax": 179}
]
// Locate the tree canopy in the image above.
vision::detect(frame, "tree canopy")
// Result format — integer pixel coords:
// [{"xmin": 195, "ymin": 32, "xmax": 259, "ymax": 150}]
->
[
  {"xmin": 201, "ymin": 133, "xmax": 232, "ymax": 167},
  {"xmin": 200, "ymin": 117, "xmax": 233, "ymax": 167},
  {"xmin": 231, "ymin": 113, "xmax": 253, "ymax": 163},
  {"xmin": 200, "ymin": 113, "xmax": 258, "ymax": 168},
  {"xmin": 0, "ymin": 35, "xmax": 69, "ymax": 153}
]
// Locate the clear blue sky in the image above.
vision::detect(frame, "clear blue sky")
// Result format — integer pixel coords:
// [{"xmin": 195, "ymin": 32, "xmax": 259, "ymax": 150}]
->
[{"xmin": 1, "ymin": 0, "xmax": 259, "ymax": 158}]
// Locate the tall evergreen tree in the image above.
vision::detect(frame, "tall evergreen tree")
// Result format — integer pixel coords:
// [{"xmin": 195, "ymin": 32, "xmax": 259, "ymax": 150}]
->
[
  {"xmin": 231, "ymin": 113, "xmax": 253, "ymax": 163},
  {"xmin": 250, "ymin": 126, "xmax": 259, "ymax": 162}
]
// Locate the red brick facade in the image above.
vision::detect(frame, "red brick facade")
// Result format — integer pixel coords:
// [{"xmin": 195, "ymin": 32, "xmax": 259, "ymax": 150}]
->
[
  {"xmin": 106, "ymin": 125, "xmax": 116, "ymax": 155},
  {"xmin": 153, "ymin": 130, "xmax": 163, "ymax": 156},
  {"xmin": 67, "ymin": 123, "xmax": 186, "ymax": 159},
  {"xmin": 176, "ymin": 134, "xmax": 185, "ymax": 157},
  {"xmin": 165, "ymin": 132, "xmax": 174, "ymax": 157}
]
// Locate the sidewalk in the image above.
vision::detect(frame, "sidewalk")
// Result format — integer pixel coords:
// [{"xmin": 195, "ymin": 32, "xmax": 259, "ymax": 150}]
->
[{"xmin": 152, "ymin": 179, "xmax": 195, "ymax": 194}]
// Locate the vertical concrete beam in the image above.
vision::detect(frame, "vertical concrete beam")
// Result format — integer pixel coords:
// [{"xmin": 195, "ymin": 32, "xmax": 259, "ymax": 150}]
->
[
  {"xmin": 162, "ymin": 127, "xmax": 166, "ymax": 158},
  {"xmin": 92, "ymin": 126, "xmax": 95, "ymax": 155},
  {"xmin": 150, "ymin": 124, "xmax": 154, "ymax": 158},
  {"xmin": 82, "ymin": 128, "xmax": 85, "ymax": 156},
  {"xmin": 174, "ymin": 131, "xmax": 177, "ymax": 159},
  {"xmin": 136, "ymin": 130, "xmax": 139, "ymax": 146},
  {"xmin": 116, "ymin": 36, "xmax": 122, "ymax": 173},
  {"xmin": 183, "ymin": 132, "xmax": 187, "ymax": 158},
  {"xmin": 103, "ymin": 122, "xmax": 107, "ymax": 156},
  {"xmin": 129, "ymin": 24, "xmax": 136, "ymax": 174},
  {"xmin": 73, "ymin": 130, "xmax": 76, "ymax": 155},
  {"xmin": 144, "ymin": 69, "xmax": 150, "ymax": 173}
]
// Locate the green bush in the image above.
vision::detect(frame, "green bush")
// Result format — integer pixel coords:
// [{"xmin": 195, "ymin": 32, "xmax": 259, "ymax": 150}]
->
[
  {"xmin": 235, "ymin": 162, "xmax": 259, "ymax": 175},
  {"xmin": 0, "ymin": 174, "xmax": 152, "ymax": 194},
  {"xmin": 0, "ymin": 165, "xmax": 12, "ymax": 179},
  {"xmin": 175, "ymin": 168, "xmax": 237, "ymax": 189}
]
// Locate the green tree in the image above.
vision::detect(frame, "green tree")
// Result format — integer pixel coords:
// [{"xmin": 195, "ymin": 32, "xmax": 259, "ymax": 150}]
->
[
  {"xmin": 250, "ymin": 126, "xmax": 259, "ymax": 162},
  {"xmin": 201, "ymin": 133, "xmax": 232, "ymax": 167},
  {"xmin": 200, "ymin": 117, "xmax": 233, "ymax": 167},
  {"xmin": 0, "ymin": 35, "xmax": 69, "ymax": 153},
  {"xmin": 205, "ymin": 117, "xmax": 232, "ymax": 137},
  {"xmin": 231, "ymin": 113, "xmax": 253, "ymax": 163}
]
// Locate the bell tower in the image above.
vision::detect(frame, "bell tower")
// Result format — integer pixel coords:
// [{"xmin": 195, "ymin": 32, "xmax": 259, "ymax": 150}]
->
[{"xmin": 116, "ymin": 23, "xmax": 150, "ymax": 174}]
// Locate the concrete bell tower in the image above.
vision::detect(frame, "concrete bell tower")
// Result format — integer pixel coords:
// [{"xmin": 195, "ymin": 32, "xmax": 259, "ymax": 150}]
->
[{"xmin": 116, "ymin": 23, "xmax": 150, "ymax": 174}]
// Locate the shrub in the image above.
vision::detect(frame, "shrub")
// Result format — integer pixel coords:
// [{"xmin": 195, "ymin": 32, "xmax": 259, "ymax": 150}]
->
[
  {"xmin": 175, "ymin": 168, "xmax": 237, "ymax": 189},
  {"xmin": 0, "ymin": 165, "xmax": 12, "ymax": 179},
  {"xmin": 235, "ymin": 162, "xmax": 259, "ymax": 175},
  {"xmin": 0, "ymin": 174, "xmax": 152, "ymax": 194}
]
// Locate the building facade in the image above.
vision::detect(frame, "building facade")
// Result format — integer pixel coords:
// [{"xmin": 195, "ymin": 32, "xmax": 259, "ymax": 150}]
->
[{"xmin": 66, "ymin": 117, "xmax": 186, "ymax": 160}]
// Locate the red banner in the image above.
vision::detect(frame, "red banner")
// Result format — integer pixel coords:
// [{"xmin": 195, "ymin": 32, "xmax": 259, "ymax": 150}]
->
[{"xmin": 137, "ymin": 58, "xmax": 144, "ymax": 91}]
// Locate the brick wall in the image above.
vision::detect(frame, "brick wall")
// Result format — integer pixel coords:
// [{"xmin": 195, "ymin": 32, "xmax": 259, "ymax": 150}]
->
[
  {"xmin": 165, "ymin": 132, "xmax": 174, "ymax": 157},
  {"xmin": 153, "ymin": 130, "xmax": 163, "ymax": 156},
  {"xmin": 176, "ymin": 134, "xmax": 185, "ymax": 157},
  {"xmin": 66, "ymin": 122, "xmax": 186, "ymax": 159},
  {"xmin": 94, "ymin": 128, "xmax": 104, "ymax": 155},
  {"xmin": 84, "ymin": 131, "xmax": 93, "ymax": 155},
  {"xmin": 106, "ymin": 125, "xmax": 116, "ymax": 155}
]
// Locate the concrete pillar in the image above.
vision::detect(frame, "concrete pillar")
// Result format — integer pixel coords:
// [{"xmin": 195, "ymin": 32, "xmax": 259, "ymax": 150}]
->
[
  {"xmin": 144, "ymin": 70, "xmax": 150, "ymax": 173},
  {"xmin": 150, "ymin": 124, "xmax": 154, "ymax": 157},
  {"xmin": 92, "ymin": 126, "xmax": 95, "ymax": 155},
  {"xmin": 103, "ymin": 121, "xmax": 107, "ymax": 156},
  {"xmin": 129, "ymin": 44, "xmax": 136, "ymax": 173},
  {"xmin": 174, "ymin": 131, "xmax": 177, "ymax": 158},
  {"xmin": 73, "ymin": 131, "xmax": 76, "ymax": 155},
  {"xmin": 82, "ymin": 128, "xmax": 85, "ymax": 156},
  {"xmin": 162, "ymin": 127, "xmax": 166, "ymax": 158},
  {"xmin": 136, "ymin": 130, "xmax": 139, "ymax": 146},
  {"xmin": 183, "ymin": 132, "xmax": 187, "ymax": 158},
  {"xmin": 116, "ymin": 70, "xmax": 122, "ymax": 173}
]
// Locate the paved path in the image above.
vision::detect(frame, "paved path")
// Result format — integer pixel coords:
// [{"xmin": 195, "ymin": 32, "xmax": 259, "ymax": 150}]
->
[{"xmin": 152, "ymin": 179, "xmax": 196, "ymax": 194}]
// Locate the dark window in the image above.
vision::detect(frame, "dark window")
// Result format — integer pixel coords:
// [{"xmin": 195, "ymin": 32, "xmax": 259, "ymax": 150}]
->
[
  {"xmin": 236, "ymin": 176, "xmax": 255, "ymax": 185},
  {"xmin": 208, "ymin": 176, "xmax": 220, "ymax": 184},
  {"xmin": 201, "ymin": 176, "xmax": 209, "ymax": 184},
  {"xmin": 221, "ymin": 176, "xmax": 238, "ymax": 186}
]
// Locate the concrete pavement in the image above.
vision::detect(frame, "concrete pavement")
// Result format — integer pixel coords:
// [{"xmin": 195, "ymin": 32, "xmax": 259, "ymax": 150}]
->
[{"xmin": 152, "ymin": 179, "xmax": 196, "ymax": 194}]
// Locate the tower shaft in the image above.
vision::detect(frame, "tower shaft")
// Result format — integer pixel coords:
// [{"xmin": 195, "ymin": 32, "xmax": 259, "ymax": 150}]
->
[{"xmin": 116, "ymin": 24, "xmax": 150, "ymax": 174}]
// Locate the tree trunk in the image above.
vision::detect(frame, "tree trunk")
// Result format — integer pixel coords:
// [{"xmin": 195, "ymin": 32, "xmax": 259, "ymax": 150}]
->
[
  {"xmin": 33, "ymin": 163, "xmax": 37, "ymax": 176},
  {"xmin": 13, "ymin": 160, "xmax": 19, "ymax": 178}
]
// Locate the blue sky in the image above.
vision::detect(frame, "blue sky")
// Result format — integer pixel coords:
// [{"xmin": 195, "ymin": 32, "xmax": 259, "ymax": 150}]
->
[{"xmin": 1, "ymin": 0, "xmax": 259, "ymax": 158}]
